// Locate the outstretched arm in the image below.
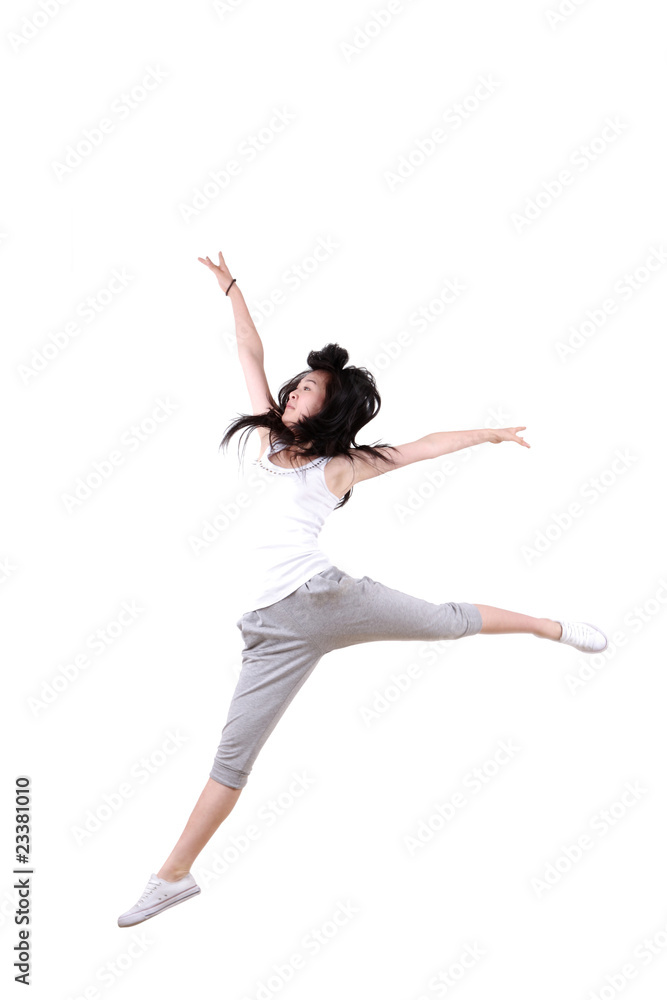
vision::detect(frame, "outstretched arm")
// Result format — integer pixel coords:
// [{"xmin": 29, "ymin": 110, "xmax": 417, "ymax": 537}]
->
[
  {"xmin": 335, "ymin": 426, "xmax": 530, "ymax": 493},
  {"xmin": 425, "ymin": 426, "xmax": 530, "ymax": 457}
]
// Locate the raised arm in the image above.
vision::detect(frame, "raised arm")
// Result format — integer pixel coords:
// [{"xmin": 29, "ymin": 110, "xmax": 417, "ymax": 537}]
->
[{"xmin": 198, "ymin": 251, "xmax": 273, "ymax": 415}]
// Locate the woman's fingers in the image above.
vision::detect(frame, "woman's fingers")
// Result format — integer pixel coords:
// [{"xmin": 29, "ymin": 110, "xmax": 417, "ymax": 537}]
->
[
  {"xmin": 198, "ymin": 256, "xmax": 220, "ymax": 272},
  {"xmin": 197, "ymin": 253, "xmax": 228, "ymax": 276},
  {"xmin": 514, "ymin": 427, "xmax": 530, "ymax": 448},
  {"xmin": 490, "ymin": 426, "xmax": 530, "ymax": 447}
]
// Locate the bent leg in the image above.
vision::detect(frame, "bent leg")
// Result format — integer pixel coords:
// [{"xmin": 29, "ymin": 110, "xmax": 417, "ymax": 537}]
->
[
  {"xmin": 159, "ymin": 611, "xmax": 321, "ymax": 878},
  {"xmin": 210, "ymin": 611, "xmax": 322, "ymax": 789}
]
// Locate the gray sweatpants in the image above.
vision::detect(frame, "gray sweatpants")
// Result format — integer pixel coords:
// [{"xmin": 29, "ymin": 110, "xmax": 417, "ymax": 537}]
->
[{"xmin": 210, "ymin": 565, "xmax": 483, "ymax": 789}]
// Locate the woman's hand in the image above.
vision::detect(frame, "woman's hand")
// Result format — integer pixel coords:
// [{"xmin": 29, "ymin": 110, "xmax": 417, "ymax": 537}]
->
[
  {"xmin": 488, "ymin": 426, "xmax": 531, "ymax": 448},
  {"xmin": 197, "ymin": 251, "xmax": 234, "ymax": 293}
]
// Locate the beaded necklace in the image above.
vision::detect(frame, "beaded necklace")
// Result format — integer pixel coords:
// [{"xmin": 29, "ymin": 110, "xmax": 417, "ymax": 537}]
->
[{"xmin": 256, "ymin": 444, "xmax": 326, "ymax": 475}]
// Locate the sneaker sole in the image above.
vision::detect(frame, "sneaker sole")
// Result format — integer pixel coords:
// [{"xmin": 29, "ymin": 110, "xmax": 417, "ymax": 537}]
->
[{"xmin": 118, "ymin": 885, "xmax": 201, "ymax": 927}]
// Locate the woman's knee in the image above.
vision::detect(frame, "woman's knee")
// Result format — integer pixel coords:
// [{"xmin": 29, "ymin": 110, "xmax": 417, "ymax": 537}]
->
[{"xmin": 445, "ymin": 601, "xmax": 483, "ymax": 638}]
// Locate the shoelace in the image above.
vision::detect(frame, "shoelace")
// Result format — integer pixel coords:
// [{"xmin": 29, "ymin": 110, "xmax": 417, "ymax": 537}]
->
[
  {"xmin": 563, "ymin": 622, "xmax": 598, "ymax": 647},
  {"xmin": 137, "ymin": 877, "xmax": 164, "ymax": 904}
]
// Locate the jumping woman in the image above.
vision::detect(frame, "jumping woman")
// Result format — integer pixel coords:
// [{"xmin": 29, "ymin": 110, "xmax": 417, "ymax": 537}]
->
[{"xmin": 117, "ymin": 250, "xmax": 607, "ymax": 927}]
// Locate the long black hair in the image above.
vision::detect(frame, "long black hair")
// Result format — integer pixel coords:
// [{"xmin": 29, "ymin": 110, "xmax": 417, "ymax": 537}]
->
[{"xmin": 219, "ymin": 343, "xmax": 399, "ymax": 508}]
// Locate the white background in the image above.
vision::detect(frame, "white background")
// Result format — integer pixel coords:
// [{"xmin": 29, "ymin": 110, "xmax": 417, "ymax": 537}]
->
[{"xmin": 2, "ymin": 0, "xmax": 667, "ymax": 997}]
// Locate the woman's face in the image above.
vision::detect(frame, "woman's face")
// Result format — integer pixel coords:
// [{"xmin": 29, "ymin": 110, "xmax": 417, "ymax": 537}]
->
[{"xmin": 282, "ymin": 369, "xmax": 329, "ymax": 426}]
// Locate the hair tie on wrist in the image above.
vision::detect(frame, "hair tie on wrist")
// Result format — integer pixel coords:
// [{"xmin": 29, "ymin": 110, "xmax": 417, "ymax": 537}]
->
[{"xmin": 225, "ymin": 277, "xmax": 237, "ymax": 295}]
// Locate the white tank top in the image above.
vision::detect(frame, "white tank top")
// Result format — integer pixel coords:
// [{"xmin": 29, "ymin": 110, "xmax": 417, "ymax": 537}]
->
[{"xmin": 237, "ymin": 439, "xmax": 342, "ymax": 615}]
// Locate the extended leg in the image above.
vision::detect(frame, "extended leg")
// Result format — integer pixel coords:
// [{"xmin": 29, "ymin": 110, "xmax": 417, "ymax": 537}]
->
[
  {"xmin": 291, "ymin": 570, "xmax": 564, "ymax": 649},
  {"xmin": 473, "ymin": 604, "xmax": 562, "ymax": 640},
  {"xmin": 157, "ymin": 779, "xmax": 242, "ymax": 881}
]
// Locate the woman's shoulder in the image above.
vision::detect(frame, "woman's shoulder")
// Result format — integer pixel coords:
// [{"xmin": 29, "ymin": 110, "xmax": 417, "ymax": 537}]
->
[
  {"xmin": 255, "ymin": 427, "xmax": 273, "ymax": 460},
  {"xmin": 327, "ymin": 446, "xmax": 398, "ymax": 494},
  {"xmin": 324, "ymin": 449, "xmax": 381, "ymax": 496}
]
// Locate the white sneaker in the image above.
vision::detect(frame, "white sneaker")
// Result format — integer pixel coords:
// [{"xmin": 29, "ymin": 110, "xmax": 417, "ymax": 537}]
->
[
  {"xmin": 117, "ymin": 872, "xmax": 200, "ymax": 927},
  {"xmin": 556, "ymin": 620, "xmax": 608, "ymax": 653}
]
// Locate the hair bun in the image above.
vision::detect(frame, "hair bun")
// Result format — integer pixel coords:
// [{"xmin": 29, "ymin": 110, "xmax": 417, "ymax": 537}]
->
[{"xmin": 307, "ymin": 343, "xmax": 349, "ymax": 373}]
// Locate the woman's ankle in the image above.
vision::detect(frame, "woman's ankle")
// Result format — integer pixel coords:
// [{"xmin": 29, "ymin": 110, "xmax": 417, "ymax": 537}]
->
[
  {"xmin": 157, "ymin": 866, "xmax": 190, "ymax": 882},
  {"xmin": 537, "ymin": 619, "xmax": 562, "ymax": 641}
]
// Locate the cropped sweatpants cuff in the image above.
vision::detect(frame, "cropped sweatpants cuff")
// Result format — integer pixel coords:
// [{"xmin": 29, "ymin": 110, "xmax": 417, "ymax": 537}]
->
[{"xmin": 209, "ymin": 763, "xmax": 248, "ymax": 790}]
